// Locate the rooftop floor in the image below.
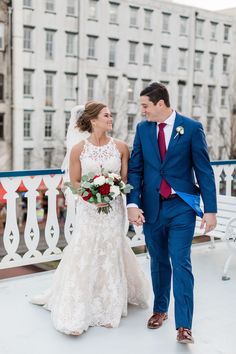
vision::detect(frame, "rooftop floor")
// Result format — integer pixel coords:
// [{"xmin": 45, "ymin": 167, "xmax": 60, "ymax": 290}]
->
[{"xmin": 1, "ymin": 241, "xmax": 236, "ymax": 354}]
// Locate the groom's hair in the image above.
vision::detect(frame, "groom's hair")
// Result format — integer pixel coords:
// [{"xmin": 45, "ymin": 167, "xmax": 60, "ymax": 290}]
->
[{"xmin": 140, "ymin": 82, "xmax": 170, "ymax": 107}]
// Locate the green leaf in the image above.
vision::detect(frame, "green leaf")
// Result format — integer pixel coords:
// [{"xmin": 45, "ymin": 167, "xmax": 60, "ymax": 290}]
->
[
  {"xmin": 104, "ymin": 196, "xmax": 110, "ymax": 203},
  {"xmin": 96, "ymin": 193, "xmax": 102, "ymax": 203}
]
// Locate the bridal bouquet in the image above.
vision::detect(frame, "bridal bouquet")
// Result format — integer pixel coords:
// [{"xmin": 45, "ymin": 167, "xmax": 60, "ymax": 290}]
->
[{"xmin": 65, "ymin": 171, "xmax": 133, "ymax": 214}]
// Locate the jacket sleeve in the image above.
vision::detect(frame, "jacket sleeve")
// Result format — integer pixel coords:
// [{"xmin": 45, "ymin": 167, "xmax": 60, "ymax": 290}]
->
[
  {"xmin": 191, "ymin": 122, "xmax": 217, "ymax": 213},
  {"xmin": 127, "ymin": 124, "xmax": 144, "ymax": 207}
]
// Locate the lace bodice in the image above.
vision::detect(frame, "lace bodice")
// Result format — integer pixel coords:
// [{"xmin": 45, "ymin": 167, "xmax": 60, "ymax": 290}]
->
[{"xmin": 80, "ymin": 138, "xmax": 121, "ymax": 175}]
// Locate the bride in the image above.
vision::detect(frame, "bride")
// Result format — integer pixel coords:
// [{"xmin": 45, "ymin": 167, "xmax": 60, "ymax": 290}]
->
[{"xmin": 30, "ymin": 101, "xmax": 150, "ymax": 336}]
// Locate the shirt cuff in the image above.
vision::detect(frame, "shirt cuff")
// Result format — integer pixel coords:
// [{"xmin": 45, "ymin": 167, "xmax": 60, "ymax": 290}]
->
[{"xmin": 127, "ymin": 203, "xmax": 139, "ymax": 208}]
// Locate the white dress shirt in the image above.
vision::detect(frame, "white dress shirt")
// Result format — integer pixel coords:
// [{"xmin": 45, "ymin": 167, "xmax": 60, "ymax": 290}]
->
[{"xmin": 127, "ymin": 110, "xmax": 176, "ymax": 209}]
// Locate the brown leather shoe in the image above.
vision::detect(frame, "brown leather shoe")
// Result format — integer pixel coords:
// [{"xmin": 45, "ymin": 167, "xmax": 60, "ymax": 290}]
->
[
  {"xmin": 177, "ymin": 327, "xmax": 194, "ymax": 344},
  {"xmin": 147, "ymin": 312, "xmax": 168, "ymax": 329}
]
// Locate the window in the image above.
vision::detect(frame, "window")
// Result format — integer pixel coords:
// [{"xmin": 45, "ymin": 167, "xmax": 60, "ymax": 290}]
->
[
  {"xmin": 87, "ymin": 35, "xmax": 97, "ymax": 58},
  {"xmin": 65, "ymin": 74, "xmax": 76, "ymax": 99},
  {"xmin": 23, "ymin": 26, "xmax": 33, "ymax": 50},
  {"xmin": 0, "ymin": 114, "xmax": 4, "ymax": 140},
  {"xmin": 23, "ymin": 111, "xmax": 32, "ymax": 138},
  {"xmin": 24, "ymin": 149, "xmax": 32, "ymax": 169},
  {"xmin": 0, "ymin": 23, "xmax": 4, "ymax": 50},
  {"xmin": 160, "ymin": 80, "xmax": 169, "ymax": 87},
  {"xmin": 45, "ymin": 30, "xmax": 55, "ymax": 59},
  {"xmin": 210, "ymin": 22, "xmax": 217, "ymax": 40},
  {"xmin": 109, "ymin": 2, "xmax": 119, "ymax": 24},
  {"xmin": 128, "ymin": 79, "xmax": 136, "ymax": 102},
  {"xmin": 224, "ymin": 25, "xmax": 230, "ymax": 41},
  {"xmin": 209, "ymin": 53, "xmax": 216, "ymax": 78},
  {"xmin": 144, "ymin": 9, "xmax": 152, "ymax": 30},
  {"xmin": 142, "ymin": 79, "xmax": 151, "ymax": 90},
  {"xmin": 45, "ymin": 0, "xmax": 55, "ymax": 12},
  {"xmin": 162, "ymin": 13, "xmax": 170, "ymax": 32},
  {"xmin": 221, "ymin": 87, "xmax": 227, "ymax": 106},
  {"xmin": 207, "ymin": 86, "xmax": 215, "ymax": 114},
  {"xmin": 179, "ymin": 48, "xmax": 187, "ymax": 69},
  {"xmin": 223, "ymin": 55, "xmax": 229, "ymax": 73},
  {"xmin": 129, "ymin": 6, "xmax": 139, "ymax": 27},
  {"xmin": 196, "ymin": 19, "xmax": 204, "ymax": 37},
  {"xmin": 87, "ymin": 75, "xmax": 96, "ymax": 100},
  {"xmin": 108, "ymin": 77, "xmax": 117, "ymax": 109},
  {"xmin": 44, "ymin": 148, "xmax": 54, "ymax": 168},
  {"xmin": 206, "ymin": 116, "xmax": 213, "ymax": 133},
  {"xmin": 45, "ymin": 72, "xmax": 54, "ymax": 106},
  {"xmin": 23, "ymin": 0, "xmax": 32, "ymax": 7},
  {"xmin": 88, "ymin": 0, "xmax": 98, "ymax": 20},
  {"xmin": 180, "ymin": 16, "xmax": 188, "ymax": 35},
  {"xmin": 44, "ymin": 112, "xmax": 53, "ymax": 138},
  {"xmin": 220, "ymin": 118, "xmax": 226, "ymax": 135},
  {"xmin": 193, "ymin": 84, "xmax": 201, "ymax": 105},
  {"xmin": 66, "ymin": 32, "xmax": 77, "ymax": 56},
  {"xmin": 128, "ymin": 114, "xmax": 135, "ymax": 132},
  {"xmin": 143, "ymin": 43, "xmax": 152, "ymax": 65},
  {"xmin": 177, "ymin": 81, "xmax": 185, "ymax": 112},
  {"xmin": 65, "ymin": 111, "xmax": 70, "ymax": 137},
  {"xmin": 67, "ymin": 0, "xmax": 76, "ymax": 16},
  {"xmin": 129, "ymin": 41, "xmax": 137, "ymax": 63},
  {"xmin": 194, "ymin": 51, "xmax": 203, "ymax": 70},
  {"xmin": 161, "ymin": 46, "xmax": 169, "ymax": 72},
  {"xmin": 0, "ymin": 74, "xmax": 3, "ymax": 101},
  {"xmin": 109, "ymin": 39, "xmax": 117, "ymax": 67},
  {"xmin": 23, "ymin": 70, "xmax": 33, "ymax": 96}
]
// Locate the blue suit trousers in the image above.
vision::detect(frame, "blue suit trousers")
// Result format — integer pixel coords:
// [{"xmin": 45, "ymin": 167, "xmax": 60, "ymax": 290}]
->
[{"xmin": 143, "ymin": 196, "xmax": 196, "ymax": 329}]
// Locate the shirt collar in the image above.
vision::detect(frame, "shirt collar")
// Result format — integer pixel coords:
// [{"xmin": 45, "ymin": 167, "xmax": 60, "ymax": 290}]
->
[{"xmin": 158, "ymin": 110, "xmax": 176, "ymax": 126}]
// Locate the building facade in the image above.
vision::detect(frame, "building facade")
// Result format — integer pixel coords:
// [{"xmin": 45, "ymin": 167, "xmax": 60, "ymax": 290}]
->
[
  {"xmin": 0, "ymin": 0, "xmax": 12, "ymax": 170},
  {"xmin": 1, "ymin": 0, "xmax": 235, "ymax": 170}
]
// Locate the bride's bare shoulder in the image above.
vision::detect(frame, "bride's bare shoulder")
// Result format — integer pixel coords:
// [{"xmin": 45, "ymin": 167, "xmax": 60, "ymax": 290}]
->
[
  {"xmin": 70, "ymin": 141, "xmax": 86, "ymax": 156},
  {"xmin": 113, "ymin": 139, "xmax": 129, "ymax": 155}
]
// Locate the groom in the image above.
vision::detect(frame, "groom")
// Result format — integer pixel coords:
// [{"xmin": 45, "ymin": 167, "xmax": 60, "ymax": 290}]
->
[{"xmin": 127, "ymin": 82, "xmax": 217, "ymax": 344}]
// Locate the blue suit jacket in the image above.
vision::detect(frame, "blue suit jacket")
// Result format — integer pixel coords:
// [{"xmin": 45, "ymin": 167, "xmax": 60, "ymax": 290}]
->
[{"xmin": 127, "ymin": 113, "xmax": 217, "ymax": 223}]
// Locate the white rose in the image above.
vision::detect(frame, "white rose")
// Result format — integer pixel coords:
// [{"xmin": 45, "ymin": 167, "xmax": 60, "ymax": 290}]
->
[
  {"xmin": 108, "ymin": 172, "xmax": 120, "ymax": 180},
  {"xmin": 110, "ymin": 185, "xmax": 120, "ymax": 198},
  {"xmin": 93, "ymin": 176, "xmax": 106, "ymax": 186}
]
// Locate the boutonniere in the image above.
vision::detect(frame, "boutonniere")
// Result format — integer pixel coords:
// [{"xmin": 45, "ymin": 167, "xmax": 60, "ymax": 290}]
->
[{"xmin": 174, "ymin": 126, "xmax": 184, "ymax": 139}]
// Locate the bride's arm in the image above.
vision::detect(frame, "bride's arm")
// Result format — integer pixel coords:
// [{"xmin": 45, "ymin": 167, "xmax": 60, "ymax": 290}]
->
[
  {"xmin": 115, "ymin": 140, "xmax": 130, "ymax": 183},
  {"xmin": 69, "ymin": 142, "xmax": 84, "ymax": 189}
]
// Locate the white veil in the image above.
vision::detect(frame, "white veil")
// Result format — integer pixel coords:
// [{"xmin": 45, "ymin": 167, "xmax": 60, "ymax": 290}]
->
[{"xmin": 61, "ymin": 105, "xmax": 89, "ymax": 183}]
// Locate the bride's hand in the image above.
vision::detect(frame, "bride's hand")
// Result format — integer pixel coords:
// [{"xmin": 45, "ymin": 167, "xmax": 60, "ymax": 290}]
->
[{"xmin": 96, "ymin": 202, "xmax": 108, "ymax": 208}]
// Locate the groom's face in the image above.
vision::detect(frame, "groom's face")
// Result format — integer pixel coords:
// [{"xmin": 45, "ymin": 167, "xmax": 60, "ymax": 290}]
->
[{"xmin": 140, "ymin": 96, "xmax": 162, "ymax": 122}]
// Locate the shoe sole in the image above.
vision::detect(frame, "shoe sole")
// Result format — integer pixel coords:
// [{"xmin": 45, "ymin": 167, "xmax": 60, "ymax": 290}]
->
[{"xmin": 177, "ymin": 339, "xmax": 194, "ymax": 344}]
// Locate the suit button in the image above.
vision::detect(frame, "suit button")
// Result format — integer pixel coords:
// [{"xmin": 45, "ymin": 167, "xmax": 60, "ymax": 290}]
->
[{"xmin": 160, "ymin": 170, "xmax": 164, "ymax": 176}]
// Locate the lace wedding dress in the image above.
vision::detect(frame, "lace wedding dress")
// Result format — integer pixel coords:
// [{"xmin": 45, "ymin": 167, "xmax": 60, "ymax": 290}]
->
[{"xmin": 31, "ymin": 138, "xmax": 150, "ymax": 335}]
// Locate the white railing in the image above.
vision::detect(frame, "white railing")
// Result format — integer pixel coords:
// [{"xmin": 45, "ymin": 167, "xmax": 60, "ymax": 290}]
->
[
  {"xmin": 0, "ymin": 169, "xmax": 145, "ymax": 269},
  {"xmin": 0, "ymin": 160, "xmax": 236, "ymax": 270}
]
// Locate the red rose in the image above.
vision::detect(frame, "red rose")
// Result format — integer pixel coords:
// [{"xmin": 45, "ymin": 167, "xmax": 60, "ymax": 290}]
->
[
  {"xmin": 98, "ymin": 183, "xmax": 110, "ymax": 195},
  {"xmin": 82, "ymin": 189, "xmax": 93, "ymax": 201}
]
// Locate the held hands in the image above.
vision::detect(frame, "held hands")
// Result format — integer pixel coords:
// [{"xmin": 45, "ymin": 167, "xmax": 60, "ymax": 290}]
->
[
  {"xmin": 200, "ymin": 213, "xmax": 217, "ymax": 234},
  {"xmin": 127, "ymin": 207, "xmax": 145, "ymax": 226}
]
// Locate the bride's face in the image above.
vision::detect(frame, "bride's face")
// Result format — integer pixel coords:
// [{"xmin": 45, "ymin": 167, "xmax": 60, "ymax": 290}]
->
[{"xmin": 94, "ymin": 107, "xmax": 113, "ymax": 132}]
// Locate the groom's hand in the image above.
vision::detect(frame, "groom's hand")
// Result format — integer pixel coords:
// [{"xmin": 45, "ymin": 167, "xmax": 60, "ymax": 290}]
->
[
  {"xmin": 128, "ymin": 207, "xmax": 145, "ymax": 226},
  {"xmin": 200, "ymin": 213, "xmax": 217, "ymax": 234}
]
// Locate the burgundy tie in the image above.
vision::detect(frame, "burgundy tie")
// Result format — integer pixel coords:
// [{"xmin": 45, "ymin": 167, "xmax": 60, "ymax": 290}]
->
[{"xmin": 158, "ymin": 123, "xmax": 172, "ymax": 198}]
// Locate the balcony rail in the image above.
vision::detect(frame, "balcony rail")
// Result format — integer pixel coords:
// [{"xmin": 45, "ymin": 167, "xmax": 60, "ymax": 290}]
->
[{"xmin": 0, "ymin": 160, "xmax": 236, "ymax": 270}]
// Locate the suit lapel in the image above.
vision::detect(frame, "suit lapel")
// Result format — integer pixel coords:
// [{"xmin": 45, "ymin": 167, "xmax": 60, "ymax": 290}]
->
[
  {"xmin": 162, "ymin": 113, "xmax": 184, "ymax": 166},
  {"xmin": 149, "ymin": 122, "xmax": 161, "ymax": 162}
]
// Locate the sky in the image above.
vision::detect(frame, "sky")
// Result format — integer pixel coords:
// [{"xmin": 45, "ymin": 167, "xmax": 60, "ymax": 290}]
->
[{"xmin": 172, "ymin": 0, "xmax": 236, "ymax": 11}]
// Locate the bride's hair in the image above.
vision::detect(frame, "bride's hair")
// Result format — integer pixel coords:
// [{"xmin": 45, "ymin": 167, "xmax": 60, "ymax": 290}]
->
[{"xmin": 77, "ymin": 101, "xmax": 107, "ymax": 133}]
